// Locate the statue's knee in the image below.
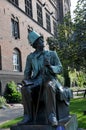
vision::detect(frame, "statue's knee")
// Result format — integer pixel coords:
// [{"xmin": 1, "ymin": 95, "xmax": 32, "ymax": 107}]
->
[
  {"xmin": 21, "ymin": 86, "xmax": 27, "ymax": 93},
  {"xmin": 21, "ymin": 87, "xmax": 24, "ymax": 92},
  {"xmin": 47, "ymin": 82, "xmax": 56, "ymax": 92}
]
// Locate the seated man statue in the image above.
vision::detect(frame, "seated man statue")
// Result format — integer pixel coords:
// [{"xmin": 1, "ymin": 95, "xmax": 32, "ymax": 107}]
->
[{"xmin": 18, "ymin": 31, "xmax": 71, "ymax": 127}]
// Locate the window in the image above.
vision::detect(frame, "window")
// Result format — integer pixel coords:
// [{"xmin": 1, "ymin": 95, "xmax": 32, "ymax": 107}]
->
[
  {"xmin": 46, "ymin": 13, "xmax": 51, "ymax": 32},
  {"xmin": 10, "ymin": 0, "xmax": 19, "ymax": 6},
  {"xmin": 25, "ymin": 0, "xmax": 33, "ymax": 17},
  {"xmin": 11, "ymin": 18, "xmax": 20, "ymax": 39},
  {"xmin": 53, "ymin": 21, "xmax": 57, "ymax": 37},
  {"xmin": 13, "ymin": 49, "xmax": 21, "ymax": 72},
  {"xmin": 37, "ymin": 3, "xmax": 43, "ymax": 26}
]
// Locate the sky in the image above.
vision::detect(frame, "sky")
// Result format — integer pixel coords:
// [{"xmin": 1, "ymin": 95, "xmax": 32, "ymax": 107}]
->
[{"xmin": 71, "ymin": 0, "xmax": 78, "ymax": 18}]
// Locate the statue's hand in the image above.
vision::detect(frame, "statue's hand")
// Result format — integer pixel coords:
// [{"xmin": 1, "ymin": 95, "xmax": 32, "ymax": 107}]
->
[
  {"xmin": 28, "ymin": 84, "xmax": 36, "ymax": 89},
  {"xmin": 26, "ymin": 84, "xmax": 36, "ymax": 93},
  {"xmin": 22, "ymin": 80, "xmax": 33, "ymax": 86},
  {"xmin": 27, "ymin": 83, "xmax": 40, "ymax": 93},
  {"xmin": 44, "ymin": 58, "xmax": 50, "ymax": 66}
]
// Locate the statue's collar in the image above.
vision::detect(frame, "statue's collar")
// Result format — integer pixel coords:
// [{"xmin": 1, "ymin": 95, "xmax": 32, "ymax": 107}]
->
[{"xmin": 33, "ymin": 50, "xmax": 45, "ymax": 58}]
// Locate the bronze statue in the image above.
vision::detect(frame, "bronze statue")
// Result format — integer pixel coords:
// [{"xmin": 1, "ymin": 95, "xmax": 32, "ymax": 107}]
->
[{"xmin": 18, "ymin": 31, "xmax": 71, "ymax": 127}]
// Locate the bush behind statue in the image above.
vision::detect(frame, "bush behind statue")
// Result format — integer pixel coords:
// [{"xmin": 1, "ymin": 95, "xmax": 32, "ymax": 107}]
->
[
  {"xmin": 0, "ymin": 96, "xmax": 7, "ymax": 108},
  {"xmin": 4, "ymin": 81, "xmax": 22, "ymax": 103}
]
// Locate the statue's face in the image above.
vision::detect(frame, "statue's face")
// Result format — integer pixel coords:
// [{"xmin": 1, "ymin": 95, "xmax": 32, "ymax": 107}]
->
[
  {"xmin": 34, "ymin": 38, "xmax": 44, "ymax": 51},
  {"xmin": 37, "ymin": 38, "xmax": 44, "ymax": 48}
]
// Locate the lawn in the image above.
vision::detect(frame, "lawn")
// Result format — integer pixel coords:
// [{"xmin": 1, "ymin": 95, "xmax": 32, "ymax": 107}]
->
[
  {"xmin": 0, "ymin": 117, "xmax": 23, "ymax": 129},
  {"xmin": 0, "ymin": 98, "xmax": 86, "ymax": 129},
  {"xmin": 70, "ymin": 98, "xmax": 86, "ymax": 129}
]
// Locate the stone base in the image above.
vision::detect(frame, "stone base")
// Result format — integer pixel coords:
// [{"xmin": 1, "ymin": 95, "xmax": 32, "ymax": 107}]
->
[{"xmin": 10, "ymin": 115, "xmax": 78, "ymax": 130}]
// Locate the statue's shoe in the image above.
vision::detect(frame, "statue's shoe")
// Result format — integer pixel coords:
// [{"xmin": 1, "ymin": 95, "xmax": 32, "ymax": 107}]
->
[
  {"xmin": 18, "ymin": 115, "xmax": 32, "ymax": 125},
  {"xmin": 48, "ymin": 113, "xmax": 58, "ymax": 127}
]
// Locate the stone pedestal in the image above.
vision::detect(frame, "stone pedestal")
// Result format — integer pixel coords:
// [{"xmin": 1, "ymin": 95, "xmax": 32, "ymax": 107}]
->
[{"xmin": 10, "ymin": 115, "xmax": 78, "ymax": 130}]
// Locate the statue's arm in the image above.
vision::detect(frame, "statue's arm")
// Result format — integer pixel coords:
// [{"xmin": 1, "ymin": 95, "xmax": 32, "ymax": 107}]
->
[
  {"xmin": 24, "ymin": 55, "xmax": 32, "ymax": 80},
  {"xmin": 49, "ymin": 51, "xmax": 63, "ymax": 74}
]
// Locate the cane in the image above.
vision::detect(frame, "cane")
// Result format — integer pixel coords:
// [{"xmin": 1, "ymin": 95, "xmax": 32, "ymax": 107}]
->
[
  {"xmin": 34, "ymin": 82, "xmax": 42, "ymax": 123},
  {"xmin": 34, "ymin": 66, "xmax": 45, "ymax": 123},
  {"xmin": 34, "ymin": 54, "xmax": 50, "ymax": 123}
]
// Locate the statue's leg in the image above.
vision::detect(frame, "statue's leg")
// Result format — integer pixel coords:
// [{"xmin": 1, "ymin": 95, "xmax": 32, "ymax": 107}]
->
[
  {"xmin": 44, "ymin": 82, "xmax": 58, "ymax": 126},
  {"xmin": 18, "ymin": 86, "xmax": 32, "ymax": 125}
]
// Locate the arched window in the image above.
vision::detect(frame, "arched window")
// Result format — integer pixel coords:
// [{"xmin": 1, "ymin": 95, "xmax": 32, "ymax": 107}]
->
[{"xmin": 13, "ymin": 48, "xmax": 22, "ymax": 72}]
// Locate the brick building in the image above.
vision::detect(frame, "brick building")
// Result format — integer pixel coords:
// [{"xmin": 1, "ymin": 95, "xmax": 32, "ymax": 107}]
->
[{"xmin": 0, "ymin": 0, "xmax": 70, "ymax": 95}]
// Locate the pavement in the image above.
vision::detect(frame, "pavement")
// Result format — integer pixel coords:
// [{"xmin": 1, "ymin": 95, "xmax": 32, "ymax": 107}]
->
[{"xmin": 0, "ymin": 104, "xmax": 23, "ymax": 130}]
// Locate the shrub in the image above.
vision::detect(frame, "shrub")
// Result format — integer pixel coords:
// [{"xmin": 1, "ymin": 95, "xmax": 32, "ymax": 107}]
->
[
  {"xmin": 0, "ymin": 96, "xmax": 7, "ymax": 108},
  {"xmin": 4, "ymin": 81, "xmax": 22, "ymax": 103},
  {"xmin": 57, "ymin": 74, "xmax": 64, "ymax": 86}
]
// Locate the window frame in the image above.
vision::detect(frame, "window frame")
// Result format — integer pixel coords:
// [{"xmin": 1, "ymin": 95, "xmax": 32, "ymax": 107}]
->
[
  {"xmin": 46, "ymin": 13, "xmax": 51, "ymax": 32},
  {"xmin": 53, "ymin": 20, "xmax": 57, "ymax": 37},
  {"xmin": 13, "ymin": 49, "xmax": 21, "ymax": 72},
  {"xmin": 36, "ymin": 3, "xmax": 43, "ymax": 26},
  {"xmin": 10, "ymin": 0, "xmax": 19, "ymax": 6},
  {"xmin": 11, "ymin": 18, "xmax": 20, "ymax": 39},
  {"xmin": 25, "ymin": 0, "xmax": 33, "ymax": 18}
]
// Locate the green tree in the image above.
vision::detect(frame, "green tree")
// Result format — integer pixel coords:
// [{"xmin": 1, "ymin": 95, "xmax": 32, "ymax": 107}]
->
[
  {"xmin": 47, "ymin": 13, "xmax": 73, "ymax": 87},
  {"xmin": 47, "ymin": 0, "xmax": 86, "ymax": 86},
  {"xmin": 72, "ymin": 0, "xmax": 86, "ymax": 71}
]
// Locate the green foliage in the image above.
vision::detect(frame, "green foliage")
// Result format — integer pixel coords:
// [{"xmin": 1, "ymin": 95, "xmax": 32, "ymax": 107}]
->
[
  {"xmin": 4, "ymin": 81, "xmax": 22, "ymax": 103},
  {"xmin": 76, "ymin": 71, "xmax": 86, "ymax": 88},
  {"xmin": 70, "ymin": 98, "xmax": 86, "ymax": 129},
  {"xmin": 74, "ymin": 0, "xmax": 86, "ymax": 22},
  {"xmin": 47, "ymin": 13, "xmax": 73, "ymax": 87},
  {"xmin": 46, "ymin": 37, "xmax": 58, "ymax": 50},
  {"xmin": 47, "ymin": 13, "xmax": 75, "ymax": 71},
  {"xmin": 47, "ymin": 1, "xmax": 86, "ymax": 86},
  {"xmin": 69, "ymin": 69, "xmax": 86, "ymax": 88},
  {"xmin": 72, "ymin": 0, "xmax": 86, "ymax": 70},
  {"xmin": 0, "ymin": 96, "xmax": 7, "ymax": 108},
  {"xmin": 57, "ymin": 74, "xmax": 64, "ymax": 86}
]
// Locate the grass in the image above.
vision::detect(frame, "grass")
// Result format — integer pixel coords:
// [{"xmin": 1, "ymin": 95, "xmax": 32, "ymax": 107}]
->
[
  {"xmin": 0, "ymin": 98, "xmax": 86, "ymax": 129},
  {"xmin": 0, "ymin": 117, "xmax": 23, "ymax": 129},
  {"xmin": 70, "ymin": 98, "xmax": 86, "ymax": 129}
]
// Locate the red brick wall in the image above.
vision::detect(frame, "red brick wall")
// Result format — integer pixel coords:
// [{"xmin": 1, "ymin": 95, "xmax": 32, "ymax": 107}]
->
[
  {"xmin": 0, "ymin": 0, "xmax": 55, "ymax": 72},
  {"xmin": 0, "ymin": 0, "xmax": 59, "ymax": 94}
]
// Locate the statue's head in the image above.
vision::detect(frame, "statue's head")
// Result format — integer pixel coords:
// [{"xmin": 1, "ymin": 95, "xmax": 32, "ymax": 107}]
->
[{"xmin": 28, "ymin": 31, "xmax": 44, "ymax": 49}]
